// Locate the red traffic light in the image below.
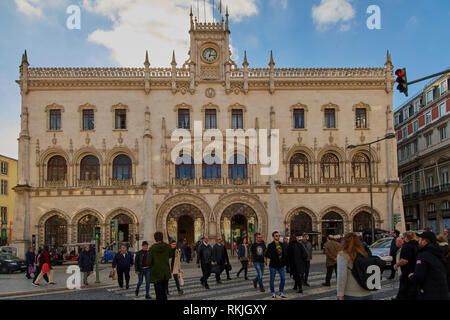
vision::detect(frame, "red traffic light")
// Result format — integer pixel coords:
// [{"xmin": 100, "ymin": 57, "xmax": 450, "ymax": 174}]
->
[{"xmin": 396, "ymin": 70, "xmax": 405, "ymax": 77}]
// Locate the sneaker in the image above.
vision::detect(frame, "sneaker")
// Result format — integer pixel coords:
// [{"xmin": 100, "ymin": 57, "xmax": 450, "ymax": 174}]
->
[
  {"xmin": 279, "ymin": 293, "xmax": 287, "ymax": 299},
  {"xmin": 126, "ymin": 285, "xmax": 129, "ymax": 289},
  {"xmin": 32, "ymin": 282, "xmax": 39, "ymax": 287},
  {"xmin": 236, "ymin": 273, "xmax": 240, "ymax": 278},
  {"xmin": 244, "ymin": 276, "xmax": 248, "ymax": 280},
  {"xmin": 49, "ymin": 282, "xmax": 56, "ymax": 285},
  {"xmin": 271, "ymin": 293, "xmax": 277, "ymax": 299},
  {"xmin": 226, "ymin": 277, "xmax": 232, "ymax": 280}
]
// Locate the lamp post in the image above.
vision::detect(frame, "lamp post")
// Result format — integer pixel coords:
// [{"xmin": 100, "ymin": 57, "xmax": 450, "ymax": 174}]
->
[{"xmin": 348, "ymin": 133, "xmax": 396, "ymax": 243}]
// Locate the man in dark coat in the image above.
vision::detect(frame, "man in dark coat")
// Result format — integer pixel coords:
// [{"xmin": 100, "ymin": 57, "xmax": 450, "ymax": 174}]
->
[
  {"xmin": 265, "ymin": 231, "xmax": 288, "ymax": 299},
  {"xmin": 25, "ymin": 247, "xmax": 35, "ymax": 279},
  {"xmin": 408, "ymin": 231, "xmax": 449, "ymax": 300},
  {"xmin": 112, "ymin": 245, "xmax": 134, "ymax": 289},
  {"xmin": 221, "ymin": 239, "xmax": 232, "ymax": 280},
  {"xmin": 78, "ymin": 245, "xmax": 94, "ymax": 285},
  {"xmin": 394, "ymin": 231, "xmax": 419, "ymax": 300},
  {"xmin": 184, "ymin": 243, "xmax": 192, "ymax": 263},
  {"xmin": 388, "ymin": 230, "xmax": 401, "ymax": 279},
  {"xmin": 135, "ymin": 241, "xmax": 151, "ymax": 299},
  {"xmin": 147, "ymin": 232, "xmax": 173, "ymax": 301},
  {"xmin": 288, "ymin": 233, "xmax": 308, "ymax": 293},
  {"xmin": 196, "ymin": 235, "xmax": 213, "ymax": 289}
]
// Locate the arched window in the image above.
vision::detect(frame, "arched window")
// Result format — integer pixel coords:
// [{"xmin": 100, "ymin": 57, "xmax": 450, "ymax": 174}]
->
[
  {"xmin": 202, "ymin": 154, "xmax": 221, "ymax": 179},
  {"xmin": 289, "ymin": 153, "xmax": 309, "ymax": 179},
  {"xmin": 352, "ymin": 153, "xmax": 370, "ymax": 180},
  {"xmin": 228, "ymin": 154, "xmax": 247, "ymax": 179},
  {"xmin": 113, "ymin": 155, "xmax": 132, "ymax": 180},
  {"xmin": 44, "ymin": 215, "xmax": 67, "ymax": 247},
  {"xmin": 47, "ymin": 156, "xmax": 67, "ymax": 181},
  {"xmin": 353, "ymin": 211, "xmax": 372, "ymax": 232},
  {"xmin": 175, "ymin": 154, "xmax": 194, "ymax": 179},
  {"xmin": 321, "ymin": 153, "xmax": 339, "ymax": 179},
  {"xmin": 80, "ymin": 155, "xmax": 100, "ymax": 180},
  {"xmin": 78, "ymin": 214, "xmax": 99, "ymax": 243}
]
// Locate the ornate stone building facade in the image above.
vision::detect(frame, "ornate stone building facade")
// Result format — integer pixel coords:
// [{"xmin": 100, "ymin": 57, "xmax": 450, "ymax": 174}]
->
[{"xmin": 12, "ymin": 11, "xmax": 404, "ymax": 256}]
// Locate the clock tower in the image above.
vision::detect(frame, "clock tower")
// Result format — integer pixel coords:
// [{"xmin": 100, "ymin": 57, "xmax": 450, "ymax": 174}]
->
[{"xmin": 187, "ymin": 7, "xmax": 234, "ymax": 82}]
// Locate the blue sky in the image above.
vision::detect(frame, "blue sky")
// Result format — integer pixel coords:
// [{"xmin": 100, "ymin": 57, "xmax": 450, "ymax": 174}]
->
[{"xmin": 0, "ymin": 0, "xmax": 449, "ymax": 159}]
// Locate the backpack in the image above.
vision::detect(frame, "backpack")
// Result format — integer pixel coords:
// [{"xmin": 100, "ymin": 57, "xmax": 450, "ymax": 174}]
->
[{"xmin": 350, "ymin": 253, "xmax": 386, "ymax": 291}]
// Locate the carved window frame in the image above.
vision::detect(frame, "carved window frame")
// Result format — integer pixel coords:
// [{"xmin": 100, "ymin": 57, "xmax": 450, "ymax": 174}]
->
[
  {"xmin": 111, "ymin": 103, "xmax": 129, "ymax": 131},
  {"xmin": 45, "ymin": 103, "xmax": 64, "ymax": 132},
  {"xmin": 228, "ymin": 103, "xmax": 247, "ymax": 130},
  {"xmin": 321, "ymin": 103, "xmax": 339, "ymax": 130},
  {"xmin": 78, "ymin": 103, "xmax": 97, "ymax": 132},
  {"xmin": 353, "ymin": 102, "xmax": 371, "ymax": 130},
  {"xmin": 202, "ymin": 103, "xmax": 220, "ymax": 130},
  {"xmin": 174, "ymin": 103, "xmax": 193, "ymax": 132},
  {"xmin": 290, "ymin": 103, "xmax": 308, "ymax": 131}
]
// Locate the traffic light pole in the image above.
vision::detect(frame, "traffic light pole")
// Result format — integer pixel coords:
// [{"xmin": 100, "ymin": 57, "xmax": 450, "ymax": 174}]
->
[
  {"xmin": 95, "ymin": 236, "xmax": 100, "ymax": 283},
  {"xmin": 407, "ymin": 69, "xmax": 449, "ymax": 86}
]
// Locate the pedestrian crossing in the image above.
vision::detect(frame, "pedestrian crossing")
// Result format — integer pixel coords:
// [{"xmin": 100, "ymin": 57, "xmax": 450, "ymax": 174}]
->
[{"xmin": 106, "ymin": 268, "xmax": 399, "ymax": 300}]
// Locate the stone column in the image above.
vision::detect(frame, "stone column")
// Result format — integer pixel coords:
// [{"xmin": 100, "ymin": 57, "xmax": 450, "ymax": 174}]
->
[{"xmin": 142, "ymin": 107, "xmax": 155, "ymax": 243}]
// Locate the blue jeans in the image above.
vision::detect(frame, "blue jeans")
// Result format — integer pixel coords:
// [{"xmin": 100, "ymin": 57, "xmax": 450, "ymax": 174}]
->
[
  {"xmin": 342, "ymin": 295, "xmax": 373, "ymax": 300},
  {"xmin": 253, "ymin": 262, "xmax": 265, "ymax": 288},
  {"xmin": 136, "ymin": 268, "xmax": 150, "ymax": 296},
  {"xmin": 269, "ymin": 267, "xmax": 286, "ymax": 294}
]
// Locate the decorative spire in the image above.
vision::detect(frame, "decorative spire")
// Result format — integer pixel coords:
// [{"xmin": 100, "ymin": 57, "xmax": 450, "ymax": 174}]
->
[
  {"xmin": 21, "ymin": 50, "xmax": 29, "ymax": 66},
  {"xmin": 190, "ymin": 6, "xmax": 194, "ymax": 30},
  {"xmin": 269, "ymin": 50, "xmax": 275, "ymax": 67},
  {"xmin": 242, "ymin": 51, "xmax": 248, "ymax": 67},
  {"xmin": 385, "ymin": 49, "xmax": 392, "ymax": 66},
  {"xmin": 144, "ymin": 50, "xmax": 150, "ymax": 67},
  {"xmin": 171, "ymin": 50, "xmax": 177, "ymax": 66},
  {"xmin": 225, "ymin": 6, "xmax": 229, "ymax": 32}
]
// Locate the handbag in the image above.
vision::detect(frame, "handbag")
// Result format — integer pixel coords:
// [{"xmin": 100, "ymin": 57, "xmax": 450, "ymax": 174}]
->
[
  {"xmin": 225, "ymin": 263, "xmax": 232, "ymax": 272},
  {"xmin": 109, "ymin": 270, "xmax": 115, "ymax": 278},
  {"xmin": 112, "ymin": 270, "xmax": 118, "ymax": 280},
  {"xmin": 178, "ymin": 271, "xmax": 184, "ymax": 287},
  {"xmin": 28, "ymin": 266, "xmax": 35, "ymax": 274},
  {"xmin": 211, "ymin": 264, "xmax": 220, "ymax": 274}
]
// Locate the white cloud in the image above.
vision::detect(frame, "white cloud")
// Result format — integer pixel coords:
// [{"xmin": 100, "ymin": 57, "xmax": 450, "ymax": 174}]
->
[
  {"xmin": 14, "ymin": 0, "xmax": 65, "ymax": 18},
  {"xmin": 0, "ymin": 124, "xmax": 19, "ymax": 159},
  {"xmin": 312, "ymin": 0, "xmax": 355, "ymax": 31}
]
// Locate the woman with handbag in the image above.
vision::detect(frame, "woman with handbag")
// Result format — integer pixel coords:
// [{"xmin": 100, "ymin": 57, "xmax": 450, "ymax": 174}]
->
[
  {"xmin": 33, "ymin": 246, "xmax": 55, "ymax": 286},
  {"xmin": 237, "ymin": 238, "xmax": 250, "ymax": 280},
  {"xmin": 169, "ymin": 240, "xmax": 184, "ymax": 295}
]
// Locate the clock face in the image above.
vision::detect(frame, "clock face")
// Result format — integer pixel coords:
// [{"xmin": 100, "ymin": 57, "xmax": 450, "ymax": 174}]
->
[{"xmin": 202, "ymin": 48, "xmax": 218, "ymax": 63}]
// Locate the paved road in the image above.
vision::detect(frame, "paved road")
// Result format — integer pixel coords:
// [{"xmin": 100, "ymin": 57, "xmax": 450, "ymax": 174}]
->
[{"xmin": 2, "ymin": 253, "xmax": 399, "ymax": 300}]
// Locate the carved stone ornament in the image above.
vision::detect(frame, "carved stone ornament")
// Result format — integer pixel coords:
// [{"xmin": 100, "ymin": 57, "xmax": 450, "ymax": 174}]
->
[
  {"xmin": 85, "ymin": 133, "xmax": 90, "ymax": 145},
  {"xmin": 52, "ymin": 133, "xmax": 57, "ymax": 146},
  {"xmin": 102, "ymin": 138, "xmax": 106, "ymax": 153},
  {"xmin": 205, "ymin": 87, "xmax": 215, "ymax": 98},
  {"xmin": 69, "ymin": 139, "xmax": 73, "ymax": 154},
  {"xmin": 297, "ymin": 132, "xmax": 303, "ymax": 145},
  {"xmin": 360, "ymin": 131, "xmax": 366, "ymax": 143},
  {"xmin": 328, "ymin": 132, "xmax": 334, "ymax": 144},
  {"xmin": 118, "ymin": 132, "xmax": 123, "ymax": 145}
]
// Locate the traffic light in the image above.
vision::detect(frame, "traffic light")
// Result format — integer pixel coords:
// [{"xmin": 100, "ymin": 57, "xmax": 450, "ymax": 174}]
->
[
  {"xmin": 94, "ymin": 227, "xmax": 101, "ymax": 240},
  {"xmin": 135, "ymin": 234, "xmax": 139, "ymax": 241},
  {"xmin": 31, "ymin": 234, "xmax": 36, "ymax": 248},
  {"xmin": 395, "ymin": 68, "xmax": 408, "ymax": 97}
]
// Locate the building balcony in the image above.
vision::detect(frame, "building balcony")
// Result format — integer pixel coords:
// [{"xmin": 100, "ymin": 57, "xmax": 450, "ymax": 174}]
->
[{"xmin": 288, "ymin": 177, "xmax": 312, "ymax": 185}]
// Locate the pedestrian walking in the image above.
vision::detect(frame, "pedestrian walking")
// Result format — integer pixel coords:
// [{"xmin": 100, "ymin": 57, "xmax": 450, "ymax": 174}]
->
[
  {"xmin": 177, "ymin": 239, "xmax": 184, "ymax": 262},
  {"xmin": 282, "ymin": 236, "xmax": 290, "ymax": 274},
  {"xmin": 184, "ymin": 242, "xmax": 192, "ymax": 263},
  {"xmin": 32, "ymin": 248, "xmax": 49, "ymax": 284},
  {"xmin": 393, "ymin": 231, "xmax": 418, "ymax": 300},
  {"xmin": 337, "ymin": 233, "xmax": 374, "ymax": 300},
  {"xmin": 32, "ymin": 246, "xmax": 55, "ymax": 286},
  {"xmin": 212, "ymin": 236, "xmax": 226, "ymax": 283},
  {"xmin": 147, "ymin": 232, "xmax": 173, "ymax": 301},
  {"xmin": 25, "ymin": 247, "xmax": 35, "ymax": 279},
  {"xmin": 388, "ymin": 230, "xmax": 401, "ymax": 279},
  {"xmin": 169, "ymin": 240, "xmax": 184, "ymax": 295},
  {"xmin": 408, "ymin": 231, "xmax": 449, "ymax": 300},
  {"xmin": 112, "ymin": 245, "xmax": 134, "ymax": 289},
  {"xmin": 78, "ymin": 245, "xmax": 94, "ymax": 286},
  {"xmin": 265, "ymin": 231, "xmax": 287, "ymax": 299},
  {"xmin": 288, "ymin": 232, "xmax": 308, "ymax": 294},
  {"xmin": 250, "ymin": 233, "xmax": 267, "ymax": 292},
  {"xmin": 301, "ymin": 233, "xmax": 313, "ymax": 286},
  {"xmin": 322, "ymin": 234, "xmax": 342, "ymax": 287},
  {"xmin": 436, "ymin": 234, "xmax": 450, "ymax": 294},
  {"xmin": 135, "ymin": 241, "xmax": 151, "ymax": 299},
  {"xmin": 221, "ymin": 239, "xmax": 232, "ymax": 280},
  {"xmin": 196, "ymin": 235, "xmax": 213, "ymax": 289},
  {"xmin": 237, "ymin": 238, "xmax": 250, "ymax": 280}
]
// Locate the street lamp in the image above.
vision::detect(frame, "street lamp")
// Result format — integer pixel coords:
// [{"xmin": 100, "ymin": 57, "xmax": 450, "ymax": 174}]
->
[{"xmin": 347, "ymin": 133, "xmax": 396, "ymax": 243}]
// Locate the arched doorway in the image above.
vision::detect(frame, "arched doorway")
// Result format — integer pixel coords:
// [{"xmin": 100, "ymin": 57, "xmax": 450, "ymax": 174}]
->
[
  {"xmin": 221, "ymin": 203, "xmax": 258, "ymax": 251},
  {"xmin": 167, "ymin": 204, "xmax": 204, "ymax": 245},
  {"xmin": 78, "ymin": 214, "xmax": 99, "ymax": 243},
  {"xmin": 45, "ymin": 215, "xmax": 67, "ymax": 248},
  {"xmin": 321, "ymin": 211, "xmax": 343, "ymax": 236},
  {"xmin": 290, "ymin": 212, "xmax": 313, "ymax": 235},
  {"xmin": 353, "ymin": 211, "xmax": 372, "ymax": 232},
  {"xmin": 110, "ymin": 214, "xmax": 134, "ymax": 247}
]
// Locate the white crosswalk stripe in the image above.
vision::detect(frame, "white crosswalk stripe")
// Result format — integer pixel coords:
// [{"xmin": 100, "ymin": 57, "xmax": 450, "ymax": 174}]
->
[{"xmin": 106, "ymin": 268, "xmax": 399, "ymax": 300}]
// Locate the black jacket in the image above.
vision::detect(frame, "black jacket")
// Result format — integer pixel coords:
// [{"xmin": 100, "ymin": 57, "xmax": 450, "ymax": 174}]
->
[
  {"xmin": 197, "ymin": 243, "xmax": 213, "ymax": 265},
  {"xmin": 287, "ymin": 241, "xmax": 308, "ymax": 275},
  {"xmin": 25, "ymin": 251, "xmax": 35, "ymax": 266},
  {"xmin": 400, "ymin": 240, "xmax": 419, "ymax": 276},
  {"xmin": 212, "ymin": 244, "xmax": 229, "ymax": 265},
  {"xmin": 389, "ymin": 236, "xmax": 399, "ymax": 256},
  {"xmin": 134, "ymin": 249, "xmax": 149, "ymax": 272},
  {"xmin": 112, "ymin": 251, "xmax": 134, "ymax": 269},
  {"xmin": 78, "ymin": 250, "xmax": 94, "ymax": 272},
  {"xmin": 437, "ymin": 243, "xmax": 450, "ymax": 291},
  {"xmin": 250, "ymin": 242, "xmax": 266, "ymax": 263},
  {"xmin": 410, "ymin": 243, "xmax": 449, "ymax": 300},
  {"xmin": 265, "ymin": 241, "xmax": 287, "ymax": 268}
]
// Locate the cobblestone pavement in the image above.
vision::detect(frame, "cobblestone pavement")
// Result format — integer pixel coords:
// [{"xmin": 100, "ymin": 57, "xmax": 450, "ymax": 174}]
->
[{"xmin": 1, "ymin": 252, "xmax": 399, "ymax": 300}]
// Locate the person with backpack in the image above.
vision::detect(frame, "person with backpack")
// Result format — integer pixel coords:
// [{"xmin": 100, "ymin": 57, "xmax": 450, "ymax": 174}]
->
[
  {"xmin": 408, "ymin": 231, "xmax": 449, "ymax": 300},
  {"xmin": 393, "ymin": 231, "xmax": 418, "ymax": 300},
  {"xmin": 337, "ymin": 233, "xmax": 379, "ymax": 300}
]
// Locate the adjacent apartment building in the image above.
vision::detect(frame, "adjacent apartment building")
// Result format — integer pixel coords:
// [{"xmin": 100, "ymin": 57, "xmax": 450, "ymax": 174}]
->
[
  {"xmin": 395, "ymin": 72, "xmax": 450, "ymax": 232},
  {"xmin": 0, "ymin": 155, "xmax": 18, "ymax": 245}
]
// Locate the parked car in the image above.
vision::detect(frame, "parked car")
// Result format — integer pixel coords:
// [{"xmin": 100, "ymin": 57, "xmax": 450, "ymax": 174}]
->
[
  {"xmin": 369, "ymin": 237, "xmax": 394, "ymax": 270},
  {"xmin": 0, "ymin": 252, "xmax": 27, "ymax": 274}
]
